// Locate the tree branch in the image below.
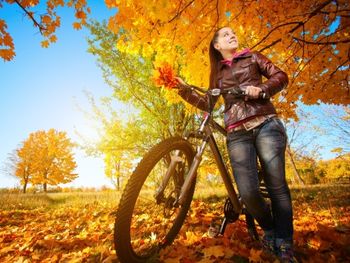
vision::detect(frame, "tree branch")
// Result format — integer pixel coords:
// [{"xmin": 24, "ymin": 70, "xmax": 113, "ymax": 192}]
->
[
  {"xmin": 168, "ymin": 0, "xmax": 195, "ymax": 23},
  {"xmin": 254, "ymin": 0, "xmax": 334, "ymax": 51},
  {"xmin": 293, "ymin": 37, "xmax": 350, "ymax": 45},
  {"xmin": 252, "ymin": 21, "xmax": 303, "ymax": 50},
  {"xmin": 258, "ymin": 39, "xmax": 281, "ymax": 52},
  {"xmin": 14, "ymin": 0, "xmax": 46, "ymax": 34}
]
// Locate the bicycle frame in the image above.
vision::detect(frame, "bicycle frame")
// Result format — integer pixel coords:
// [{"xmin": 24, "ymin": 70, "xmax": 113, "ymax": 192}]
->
[
  {"xmin": 155, "ymin": 86, "xmax": 263, "ymax": 216},
  {"xmin": 155, "ymin": 111, "xmax": 243, "ymax": 214}
]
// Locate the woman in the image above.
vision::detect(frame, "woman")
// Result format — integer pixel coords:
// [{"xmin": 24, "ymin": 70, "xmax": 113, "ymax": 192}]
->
[{"xmin": 175, "ymin": 27, "xmax": 295, "ymax": 262}]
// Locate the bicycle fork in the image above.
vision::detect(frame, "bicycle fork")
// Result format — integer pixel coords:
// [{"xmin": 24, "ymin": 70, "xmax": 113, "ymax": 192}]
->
[{"xmin": 177, "ymin": 137, "xmax": 207, "ymax": 205}]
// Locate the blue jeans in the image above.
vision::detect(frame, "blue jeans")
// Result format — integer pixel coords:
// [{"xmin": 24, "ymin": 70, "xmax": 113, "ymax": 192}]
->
[{"xmin": 226, "ymin": 117, "xmax": 293, "ymax": 239}]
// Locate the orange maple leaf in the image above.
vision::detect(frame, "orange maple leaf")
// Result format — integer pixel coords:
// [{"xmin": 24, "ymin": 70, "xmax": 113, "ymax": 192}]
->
[
  {"xmin": 248, "ymin": 248, "xmax": 263, "ymax": 262},
  {"xmin": 75, "ymin": 10, "xmax": 87, "ymax": 20},
  {"xmin": 202, "ymin": 245, "xmax": 225, "ymax": 258},
  {"xmin": 153, "ymin": 62, "xmax": 178, "ymax": 89},
  {"xmin": 41, "ymin": 40, "xmax": 49, "ymax": 48},
  {"xmin": 73, "ymin": 22, "xmax": 82, "ymax": 30}
]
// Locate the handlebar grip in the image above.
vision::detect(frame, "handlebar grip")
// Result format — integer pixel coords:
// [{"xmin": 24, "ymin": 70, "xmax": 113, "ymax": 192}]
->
[{"xmin": 243, "ymin": 91, "xmax": 267, "ymax": 99}]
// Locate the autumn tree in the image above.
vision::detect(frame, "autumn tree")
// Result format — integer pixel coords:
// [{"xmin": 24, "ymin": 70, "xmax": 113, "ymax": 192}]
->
[
  {"xmin": 80, "ymin": 21, "xmax": 208, "ymax": 187},
  {"xmin": 2, "ymin": 148, "xmax": 33, "ymax": 193},
  {"xmin": 78, "ymin": 92, "xmax": 144, "ymax": 190},
  {"xmin": 104, "ymin": 0, "xmax": 349, "ymax": 118},
  {"xmin": 320, "ymin": 105, "xmax": 350, "ymax": 156},
  {"xmin": 282, "ymin": 110, "xmax": 324, "ymax": 185},
  {"xmin": 12, "ymin": 129, "xmax": 77, "ymax": 192},
  {"xmin": 317, "ymin": 153, "xmax": 350, "ymax": 182},
  {"xmin": 87, "ymin": 21, "xmax": 198, "ymax": 140},
  {"xmin": 3, "ymin": 1, "xmax": 348, "ymax": 115},
  {"xmin": 0, "ymin": 0, "xmax": 90, "ymax": 61}
]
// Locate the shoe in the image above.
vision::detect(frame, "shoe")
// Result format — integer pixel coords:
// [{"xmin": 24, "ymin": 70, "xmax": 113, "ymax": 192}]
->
[
  {"xmin": 276, "ymin": 239, "xmax": 298, "ymax": 263},
  {"xmin": 261, "ymin": 234, "xmax": 275, "ymax": 254}
]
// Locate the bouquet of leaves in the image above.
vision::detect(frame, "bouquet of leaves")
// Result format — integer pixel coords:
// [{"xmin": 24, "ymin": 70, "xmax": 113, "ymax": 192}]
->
[{"xmin": 153, "ymin": 62, "xmax": 179, "ymax": 89}]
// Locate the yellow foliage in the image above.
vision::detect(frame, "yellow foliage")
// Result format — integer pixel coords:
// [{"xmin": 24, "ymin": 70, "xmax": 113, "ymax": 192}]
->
[
  {"xmin": 15, "ymin": 129, "xmax": 77, "ymax": 191},
  {"xmin": 103, "ymin": 0, "xmax": 350, "ymax": 116},
  {"xmin": 2, "ymin": 1, "xmax": 348, "ymax": 113}
]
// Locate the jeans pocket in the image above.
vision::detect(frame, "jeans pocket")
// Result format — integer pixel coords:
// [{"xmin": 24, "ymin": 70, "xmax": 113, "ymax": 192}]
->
[
  {"xmin": 272, "ymin": 118, "xmax": 286, "ymax": 134},
  {"xmin": 272, "ymin": 118, "xmax": 287, "ymax": 145}
]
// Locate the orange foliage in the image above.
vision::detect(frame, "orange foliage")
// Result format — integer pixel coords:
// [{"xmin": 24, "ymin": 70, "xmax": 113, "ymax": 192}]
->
[
  {"xmin": 1, "ymin": 1, "xmax": 349, "ymax": 114},
  {"xmin": 15, "ymin": 129, "xmax": 77, "ymax": 192},
  {"xmin": 153, "ymin": 62, "xmax": 179, "ymax": 89},
  {"xmin": 0, "ymin": 186, "xmax": 349, "ymax": 262},
  {"xmin": 103, "ymin": 0, "xmax": 350, "ymax": 117}
]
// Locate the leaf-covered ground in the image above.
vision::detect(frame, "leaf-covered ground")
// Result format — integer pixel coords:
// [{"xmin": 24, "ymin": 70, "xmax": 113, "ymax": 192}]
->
[{"xmin": 0, "ymin": 185, "xmax": 349, "ymax": 262}]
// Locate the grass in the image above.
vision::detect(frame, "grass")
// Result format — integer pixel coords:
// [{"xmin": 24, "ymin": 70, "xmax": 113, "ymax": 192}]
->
[
  {"xmin": 0, "ymin": 183, "xmax": 348, "ymax": 214},
  {"xmin": 0, "ymin": 191, "xmax": 121, "ymax": 210}
]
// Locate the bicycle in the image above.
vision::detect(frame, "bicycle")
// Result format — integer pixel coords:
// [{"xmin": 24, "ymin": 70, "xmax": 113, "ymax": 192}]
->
[{"xmin": 114, "ymin": 85, "xmax": 270, "ymax": 263}]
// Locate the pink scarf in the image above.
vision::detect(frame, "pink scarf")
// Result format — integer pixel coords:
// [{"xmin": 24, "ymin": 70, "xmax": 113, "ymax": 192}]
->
[{"xmin": 221, "ymin": 48, "xmax": 251, "ymax": 66}]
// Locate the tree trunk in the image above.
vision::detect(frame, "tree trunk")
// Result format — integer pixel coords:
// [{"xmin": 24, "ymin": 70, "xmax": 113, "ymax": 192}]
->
[
  {"xmin": 286, "ymin": 145, "xmax": 305, "ymax": 185},
  {"xmin": 43, "ymin": 172, "xmax": 48, "ymax": 192},
  {"xmin": 117, "ymin": 176, "xmax": 120, "ymax": 191},
  {"xmin": 22, "ymin": 175, "xmax": 30, "ymax": 193},
  {"xmin": 116, "ymin": 162, "xmax": 120, "ymax": 191},
  {"xmin": 23, "ymin": 182, "xmax": 27, "ymax": 193}
]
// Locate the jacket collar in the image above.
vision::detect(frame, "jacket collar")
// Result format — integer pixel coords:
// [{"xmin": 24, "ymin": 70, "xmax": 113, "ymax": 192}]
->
[{"xmin": 220, "ymin": 48, "xmax": 252, "ymax": 69}]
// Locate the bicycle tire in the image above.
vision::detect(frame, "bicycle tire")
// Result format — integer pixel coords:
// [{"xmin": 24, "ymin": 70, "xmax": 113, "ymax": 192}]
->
[{"xmin": 114, "ymin": 137, "xmax": 196, "ymax": 263}]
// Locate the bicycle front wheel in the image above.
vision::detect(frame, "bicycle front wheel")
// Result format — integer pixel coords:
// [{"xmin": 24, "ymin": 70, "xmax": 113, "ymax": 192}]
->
[{"xmin": 114, "ymin": 137, "xmax": 196, "ymax": 263}]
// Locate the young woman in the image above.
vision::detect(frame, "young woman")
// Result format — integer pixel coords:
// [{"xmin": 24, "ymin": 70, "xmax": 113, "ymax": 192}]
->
[{"xmin": 175, "ymin": 27, "xmax": 295, "ymax": 262}]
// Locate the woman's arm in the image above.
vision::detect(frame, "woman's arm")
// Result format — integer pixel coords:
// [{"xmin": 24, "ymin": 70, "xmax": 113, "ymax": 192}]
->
[
  {"xmin": 253, "ymin": 51, "xmax": 289, "ymax": 98},
  {"xmin": 175, "ymin": 77, "xmax": 211, "ymax": 112}
]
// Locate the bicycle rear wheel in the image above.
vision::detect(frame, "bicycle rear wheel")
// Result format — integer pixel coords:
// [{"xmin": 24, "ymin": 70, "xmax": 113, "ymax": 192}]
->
[{"xmin": 114, "ymin": 137, "xmax": 196, "ymax": 263}]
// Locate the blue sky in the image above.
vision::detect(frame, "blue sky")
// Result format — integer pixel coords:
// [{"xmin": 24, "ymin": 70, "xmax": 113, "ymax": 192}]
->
[{"xmin": 0, "ymin": 2, "xmax": 118, "ymax": 188}]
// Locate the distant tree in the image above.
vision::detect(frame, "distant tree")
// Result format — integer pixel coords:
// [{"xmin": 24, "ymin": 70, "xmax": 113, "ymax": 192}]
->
[
  {"xmin": 2, "ymin": 148, "xmax": 32, "ymax": 193},
  {"xmin": 78, "ymin": 92, "xmax": 157, "ymax": 191},
  {"xmin": 283, "ymin": 110, "xmax": 323, "ymax": 185},
  {"xmin": 317, "ymin": 154, "xmax": 350, "ymax": 183},
  {"xmin": 322, "ymin": 105, "xmax": 350, "ymax": 156},
  {"xmin": 12, "ymin": 129, "xmax": 77, "ymax": 192}
]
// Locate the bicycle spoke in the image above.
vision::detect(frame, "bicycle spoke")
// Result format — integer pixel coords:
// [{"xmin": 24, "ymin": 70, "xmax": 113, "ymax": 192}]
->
[{"xmin": 129, "ymin": 149, "xmax": 190, "ymax": 256}]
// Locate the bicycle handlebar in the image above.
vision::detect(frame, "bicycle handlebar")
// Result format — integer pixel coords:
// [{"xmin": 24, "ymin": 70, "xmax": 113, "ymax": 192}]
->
[
  {"xmin": 209, "ymin": 88, "xmax": 267, "ymax": 99},
  {"xmin": 188, "ymin": 85, "xmax": 267, "ymax": 99}
]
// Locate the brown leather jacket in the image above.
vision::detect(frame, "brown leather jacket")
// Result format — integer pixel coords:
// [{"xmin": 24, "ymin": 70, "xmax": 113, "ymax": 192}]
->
[{"xmin": 178, "ymin": 51, "xmax": 288, "ymax": 129}]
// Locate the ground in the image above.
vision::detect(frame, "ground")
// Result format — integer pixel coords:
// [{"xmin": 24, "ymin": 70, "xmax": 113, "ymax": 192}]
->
[{"xmin": 0, "ymin": 184, "xmax": 349, "ymax": 262}]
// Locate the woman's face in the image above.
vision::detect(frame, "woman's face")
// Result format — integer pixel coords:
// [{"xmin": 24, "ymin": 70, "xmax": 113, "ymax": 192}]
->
[{"xmin": 214, "ymin": 27, "xmax": 238, "ymax": 52}]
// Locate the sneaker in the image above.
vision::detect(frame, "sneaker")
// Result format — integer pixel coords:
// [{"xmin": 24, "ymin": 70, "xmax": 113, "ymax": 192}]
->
[
  {"xmin": 276, "ymin": 239, "xmax": 297, "ymax": 263},
  {"xmin": 261, "ymin": 234, "xmax": 275, "ymax": 254}
]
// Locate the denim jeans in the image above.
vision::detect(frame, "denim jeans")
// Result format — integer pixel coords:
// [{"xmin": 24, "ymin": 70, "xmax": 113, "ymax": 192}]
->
[{"xmin": 226, "ymin": 117, "xmax": 293, "ymax": 239}]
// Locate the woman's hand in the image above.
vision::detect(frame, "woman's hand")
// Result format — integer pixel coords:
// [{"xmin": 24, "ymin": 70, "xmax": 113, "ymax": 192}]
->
[
  {"xmin": 245, "ymin": 85, "xmax": 262, "ymax": 100},
  {"xmin": 174, "ymin": 77, "xmax": 186, "ymax": 86}
]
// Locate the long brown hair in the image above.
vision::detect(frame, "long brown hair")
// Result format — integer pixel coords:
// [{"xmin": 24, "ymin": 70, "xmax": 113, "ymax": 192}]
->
[{"xmin": 209, "ymin": 28, "xmax": 224, "ymax": 89}]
